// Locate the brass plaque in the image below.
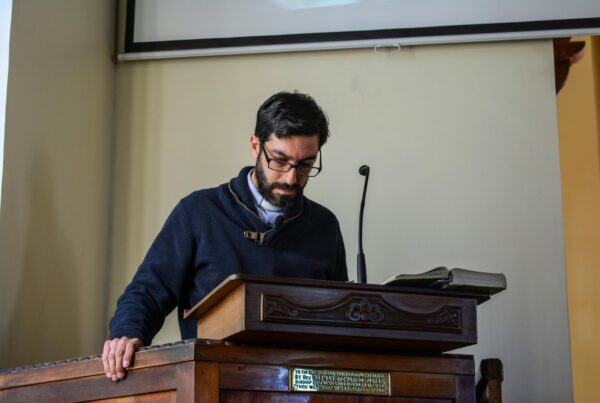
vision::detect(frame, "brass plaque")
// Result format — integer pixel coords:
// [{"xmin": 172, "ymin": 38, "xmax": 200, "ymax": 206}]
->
[{"xmin": 290, "ymin": 367, "xmax": 390, "ymax": 395}]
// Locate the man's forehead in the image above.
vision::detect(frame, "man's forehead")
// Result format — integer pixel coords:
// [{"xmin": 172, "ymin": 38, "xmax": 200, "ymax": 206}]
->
[
  {"xmin": 268, "ymin": 133, "xmax": 319, "ymax": 144},
  {"xmin": 267, "ymin": 134, "xmax": 319, "ymax": 155}
]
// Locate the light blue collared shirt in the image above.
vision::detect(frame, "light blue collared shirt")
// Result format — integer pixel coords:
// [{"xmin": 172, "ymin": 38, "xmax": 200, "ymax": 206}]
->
[{"xmin": 247, "ymin": 169, "xmax": 284, "ymax": 227}]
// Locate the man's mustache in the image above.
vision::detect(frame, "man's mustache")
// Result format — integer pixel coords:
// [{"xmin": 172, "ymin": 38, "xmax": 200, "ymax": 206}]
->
[{"xmin": 271, "ymin": 183, "xmax": 301, "ymax": 192}]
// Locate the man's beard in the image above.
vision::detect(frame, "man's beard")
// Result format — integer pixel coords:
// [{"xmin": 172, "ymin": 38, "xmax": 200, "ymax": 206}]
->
[{"xmin": 255, "ymin": 162, "xmax": 304, "ymax": 209}]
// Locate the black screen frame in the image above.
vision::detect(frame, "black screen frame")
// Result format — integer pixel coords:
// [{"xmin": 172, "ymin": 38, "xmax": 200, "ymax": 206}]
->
[{"xmin": 124, "ymin": 0, "xmax": 600, "ymax": 54}]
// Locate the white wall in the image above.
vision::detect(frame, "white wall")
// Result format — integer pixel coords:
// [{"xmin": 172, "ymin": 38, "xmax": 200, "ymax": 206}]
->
[
  {"xmin": 111, "ymin": 40, "xmax": 572, "ymax": 401},
  {"xmin": 0, "ymin": 0, "xmax": 115, "ymax": 368},
  {"xmin": 0, "ymin": 1, "xmax": 12, "ymax": 206}
]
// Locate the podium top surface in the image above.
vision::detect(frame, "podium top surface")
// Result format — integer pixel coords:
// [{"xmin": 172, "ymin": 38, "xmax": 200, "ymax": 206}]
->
[{"xmin": 184, "ymin": 274, "xmax": 491, "ymax": 320}]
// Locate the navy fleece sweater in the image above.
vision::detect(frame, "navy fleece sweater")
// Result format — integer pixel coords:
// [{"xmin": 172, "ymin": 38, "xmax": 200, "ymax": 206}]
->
[{"xmin": 109, "ymin": 167, "xmax": 348, "ymax": 345}]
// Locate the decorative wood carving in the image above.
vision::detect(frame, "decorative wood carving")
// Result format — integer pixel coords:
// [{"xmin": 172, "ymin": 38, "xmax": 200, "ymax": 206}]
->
[
  {"xmin": 0, "ymin": 355, "xmax": 101, "ymax": 376},
  {"xmin": 262, "ymin": 293, "xmax": 463, "ymax": 333},
  {"xmin": 346, "ymin": 298, "xmax": 385, "ymax": 323},
  {"xmin": 187, "ymin": 275, "xmax": 481, "ymax": 351}
]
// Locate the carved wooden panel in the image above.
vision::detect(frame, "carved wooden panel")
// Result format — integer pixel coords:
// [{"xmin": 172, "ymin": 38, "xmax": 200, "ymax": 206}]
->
[{"xmin": 261, "ymin": 293, "xmax": 463, "ymax": 333}]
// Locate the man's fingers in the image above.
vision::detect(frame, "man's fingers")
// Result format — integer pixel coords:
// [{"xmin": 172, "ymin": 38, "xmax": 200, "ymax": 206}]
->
[
  {"xmin": 123, "ymin": 339, "xmax": 139, "ymax": 368},
  {"xmin": 114, "ymin": 337, "xmax": 129, "ymax": 379},
  {"xmin": 107, "ymin": 338, "xmax": 118, "ymax": 382},
  {"xmin": 102, "ymin": 340, "xmax": 111, "ymax": 378},
  {"xmin": 102, "ymin": 337, "xmax": 143, "ymax": 382}
]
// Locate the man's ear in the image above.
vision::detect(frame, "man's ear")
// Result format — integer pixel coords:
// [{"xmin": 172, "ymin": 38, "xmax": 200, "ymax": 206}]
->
[{"xmin": 250, "ymin": 134, "xmax": 260, "ymax": 160}]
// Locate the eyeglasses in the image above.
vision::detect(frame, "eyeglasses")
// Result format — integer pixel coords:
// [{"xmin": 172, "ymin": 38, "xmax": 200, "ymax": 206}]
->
[{"xmin": 260, "ymin": 141, "xmax": 322, "ymax": 177}]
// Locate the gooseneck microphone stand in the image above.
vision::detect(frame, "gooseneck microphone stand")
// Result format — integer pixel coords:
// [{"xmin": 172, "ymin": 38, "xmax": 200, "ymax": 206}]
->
[{"xmin": 357, "ymin": 165, "xmax": 370, "ymax": 284}]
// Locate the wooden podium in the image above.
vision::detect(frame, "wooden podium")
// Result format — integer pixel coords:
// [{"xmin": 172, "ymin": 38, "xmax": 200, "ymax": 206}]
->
[{"xmin": 0, "ymin": 275, "xmax": 492, "ymax": 402}]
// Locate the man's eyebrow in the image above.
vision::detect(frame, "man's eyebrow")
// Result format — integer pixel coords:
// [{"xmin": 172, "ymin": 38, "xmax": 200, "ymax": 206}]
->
[{"xmin": 270, "ymin": 148, "xmax": 318, "ymax": 163}]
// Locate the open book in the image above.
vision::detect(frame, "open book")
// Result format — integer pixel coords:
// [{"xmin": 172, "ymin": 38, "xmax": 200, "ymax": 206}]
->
[{"xmin": 382, "ymin": 266, "xmax": 506, "ymax": 295}]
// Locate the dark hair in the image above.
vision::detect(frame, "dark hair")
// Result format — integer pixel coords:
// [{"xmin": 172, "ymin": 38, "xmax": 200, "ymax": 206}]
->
[{"xmin": 255, "ymin": 91, "xmax": 330, "ymax": 147}]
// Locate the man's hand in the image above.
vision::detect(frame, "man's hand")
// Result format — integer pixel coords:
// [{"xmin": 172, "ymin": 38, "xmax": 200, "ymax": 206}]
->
[{"xmin": 102, "ymin": 337, "xmax": 143, "ymax": 382}]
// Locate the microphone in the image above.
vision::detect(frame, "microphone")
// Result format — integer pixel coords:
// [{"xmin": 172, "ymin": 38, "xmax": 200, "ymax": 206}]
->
[
  {"xmin": 357, "ymin": 165, "xmax": 370, "ymax": 283},
  {"xmin": 274, "ymin": 215, "xmax": 284, "ymax": 227}
]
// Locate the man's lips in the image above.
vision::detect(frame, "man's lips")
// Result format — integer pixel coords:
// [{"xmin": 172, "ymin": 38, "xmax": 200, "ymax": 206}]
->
[
  {"xmin": 272, "ymin": 184, "xmax": 300, "ymax": 196},
  {"xmin": 274, "ymin": 188, "xmax": 297, "ymax": 196}
]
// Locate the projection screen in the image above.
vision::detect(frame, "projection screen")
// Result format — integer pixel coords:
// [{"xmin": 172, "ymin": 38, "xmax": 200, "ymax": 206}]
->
[{"xmin": 120, "ymin": 0, "xmax": 600, "ymax": 61}]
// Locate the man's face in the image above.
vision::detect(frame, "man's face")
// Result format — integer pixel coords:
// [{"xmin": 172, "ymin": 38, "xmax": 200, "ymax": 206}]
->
[{"xmin": 250, "ymin": 133, "xmax": 320, "ymax": 209}]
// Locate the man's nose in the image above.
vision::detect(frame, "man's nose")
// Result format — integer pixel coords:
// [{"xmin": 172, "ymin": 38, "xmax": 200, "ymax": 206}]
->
[{"xmin": 282, "ymin": 167, "xmax": 299, "ymax": 185}]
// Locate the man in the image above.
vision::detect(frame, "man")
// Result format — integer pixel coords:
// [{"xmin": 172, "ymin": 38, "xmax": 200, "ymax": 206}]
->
[{"xmin": 102, "ymin": 91, "xmax": 348, "ymax": 381}]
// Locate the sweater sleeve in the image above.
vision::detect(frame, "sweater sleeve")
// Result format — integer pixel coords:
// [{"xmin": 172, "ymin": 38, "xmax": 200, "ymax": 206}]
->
[
  {"xmin": 109, "ymin": 201, "xmax": 195, "ymax": 346},
  {"xmin": 332, "ymin": 220, "xmax": 349, "ymax": 282}
]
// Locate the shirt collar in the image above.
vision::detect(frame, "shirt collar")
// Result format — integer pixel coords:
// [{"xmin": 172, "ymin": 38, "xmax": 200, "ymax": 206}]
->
[{"xmin": 246, "ymin": 169, "xmax": 284, "ymax": 226}]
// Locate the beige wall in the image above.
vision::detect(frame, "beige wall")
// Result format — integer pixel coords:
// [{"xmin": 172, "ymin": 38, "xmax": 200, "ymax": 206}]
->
[
  {"xmin": 0, "ymin": 0, "xmax": 115, "ymax": 367},
  {"xmin": 111, "ymin": 40, "xmax": 572, "ymax": 401},
  {"xmin": 0, "ymin": 4, "xmax": 576, "ymax": 400},
  {"xmin": 558, "ymin": 36, "xmax": 600, "ymax": 403}
]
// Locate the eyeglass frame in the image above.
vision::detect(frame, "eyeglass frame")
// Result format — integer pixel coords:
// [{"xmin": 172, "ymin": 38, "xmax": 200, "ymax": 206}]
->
[{"xmin": 259, "ymin": 141, "xmax": 323, "ymax": 177}]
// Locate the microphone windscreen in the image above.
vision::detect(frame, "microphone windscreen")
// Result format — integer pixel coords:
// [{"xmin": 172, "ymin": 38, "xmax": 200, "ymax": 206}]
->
[{"xmin": 359, "ymin": 165, "xmax": 370, "ymax": 176}]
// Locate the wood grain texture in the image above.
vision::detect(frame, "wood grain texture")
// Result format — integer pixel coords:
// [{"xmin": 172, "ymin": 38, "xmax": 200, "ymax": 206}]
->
[
  {"xmin": 185, "ymin": 275, "xmax": 490, "ymax": 320},
  {"xmin": 186, "ymin": 276, "xmax": 480, "ymax": 353},
  {"xmin": 219, "ymin": 362, "xmax": 456, "ymax": 398},
  {"xmin": 197, "ymin": 283, "xmax": 245, "ymax": 340},
  {"xmin": 87, "ymin": 390, "xmax": 176, "ymax": 403},
  {"xmin": 192, "ymin": 342, "xmax": 475, "ymax": 375},
  {"xmin": 261, "ymin": 293, "xmax": 464, "ymax": 333},
  {"xmin": 220, "ymin": 390, "xmax": 452, "ymax": 402},
  {"xmin": 245, "ymin": 283, "xmax": 476, "ymax": 344},
  {"xmin": 0, "ymin": 340, "xmax": 476, "ymax": 402},
  {"xmin": 220, "ymin": 362, "xmax": 289, "ymax": 392},
  {"xmin": 390, "ymin": 373, "xmax": 455, "ymax": 399},
  {"xmin": 0, "ymin": 339, "xmax": 195, "ymax": 389},
  {"xmin": 455, "ymin": 375, "xmax": 475, "ymax": 403},
  {"xmin": 2, "ymin": 365, "xmax": 177, "ymax": 403},
  {"xmin": 0, "ymin": 275, "xmax": 487, "ymax": 402},
  {"xmin": 176, "ymin": 361, "xmax": 219, "ymax": 402}
]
